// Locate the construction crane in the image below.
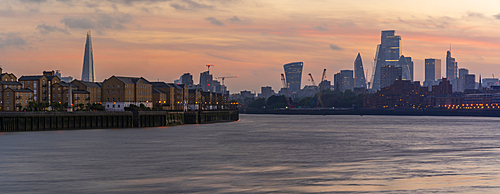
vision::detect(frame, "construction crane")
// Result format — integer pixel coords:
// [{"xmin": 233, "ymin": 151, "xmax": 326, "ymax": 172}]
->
[
  {"xmin": 308, "ymin": 69, "xmax": 325, "ymax": 107},
  {"xmin": 206, "ymin": 64, "xmax": 214, "ymax": 73},
  {"xmin": 215, "ymin": 76, "xmax": 239, "ymax": 86},
  {"xmin": 318, "ymin": 69, "xmax": 326, "ymax": 107},
  {"xmin": 281, "ymin": 73, "xmax": 291, "ymax": 108}
]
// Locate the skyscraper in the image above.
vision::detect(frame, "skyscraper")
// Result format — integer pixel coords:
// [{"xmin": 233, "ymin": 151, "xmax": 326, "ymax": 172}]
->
[
  {"xmin": 200, "ymin": 71, "xmax": 213, "ymax": 92},
  {"xmin": 81, "ymin": 30, "xmax": 95, "ymax": 82},
  {"xmin": 424, "ymin": 58, "xmax": 441, "ymax": 88},
  {"xmin": 371, "ymin": 30, "xmax": 401, "ymax": 91},
  {"xmin": 380, "ymin": 66, "xmax": 402, "ymax": 88},
  {"xmin": 397, "ymin": 55, "xmax": 413, "ymax": 81},
  {"xmin": 446, "ymin": 51, "xmax": 458, "ymax": 91},
  {"xmin": 334, "ymin": 70, "xmax": 354, "ymax": 92},
  {"xmin": 354, "ymin": 53, "xmax": 366, "ymax": 88},
  {"xmin": 464, "ymin": 74, "xmax": 475, "ymax": 90},
  {"xmin": 458, "ymin": 68, "xmax": 469, "ymax": 92},
  {"xmin": 284, "ymin": 62, "xmax": 303, "ymax": 92},
  {"xmin": 180, "ymin": 73, "xmax": 194, "ymax": 86}
]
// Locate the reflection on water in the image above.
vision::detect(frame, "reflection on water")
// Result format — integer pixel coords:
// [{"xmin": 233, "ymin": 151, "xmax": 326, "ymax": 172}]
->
[{"xmin": 1, "ymin": 115, "xmax": 500, "ymax": 193}]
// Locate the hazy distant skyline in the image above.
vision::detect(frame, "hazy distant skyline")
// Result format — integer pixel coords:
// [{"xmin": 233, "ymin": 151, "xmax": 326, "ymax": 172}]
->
[{"xmin": 2, "ymin": 0, "xmax": 500, "ymax": 92}]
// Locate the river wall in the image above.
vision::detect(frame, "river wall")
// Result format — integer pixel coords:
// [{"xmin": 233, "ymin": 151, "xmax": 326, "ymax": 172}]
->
[
  {"xmin": 242, "ymin": 108, "xmax": 500, "ymax": 117},
  {"xmin": 0, "ymin": 110, "xmax": 239, "ymax": 132}
]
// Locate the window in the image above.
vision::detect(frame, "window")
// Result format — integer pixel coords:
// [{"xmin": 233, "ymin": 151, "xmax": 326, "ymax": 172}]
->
[
  {"xmin": 112, "ymin": 97, "xmax": 115, "ymax": 101},
  {"xmin": 107, "ymin": 91, "xmax": 109, "ymax": 94},
  {"xmin": 6, "ymin": 92, "xmax": 9, "ymax": 97},
  {"xmin": 107, "ymin": 98, "xmax": 109, "ymax": 102},
  {"xmin": 118, "ymin": 91, "xmax": 120, "ymax": 94},
  {"xmin": 107, "ymin": 85, "xmax": 109, "ymax": 88},
  {"xmin": 118, "ymin": 105, "xmax": 120, "ymax": 108},
  {"xmin": 28, "ymin": 81, "xmax": 30, "ymax": 84},
  {"xmin": 118, "ymin": 85, "xmax": 120, "ymax": 88},
  {"xmin": 112, "ymin": 85, "xmax": 114, "ymax": 88},
  {"xmin": 118, "ymin": 98, "xmax": 120, "ymax": 102},
  {"xmin": 6, "ymin": 100, "xmax": 9, "ymax": 104},
  {"xmin": 58, "ymin": 94, "xmax": 60, "ymax": 97},
  {"xmin": 112, "ymin": 91, "xmax": 114, "ymax": 94}
]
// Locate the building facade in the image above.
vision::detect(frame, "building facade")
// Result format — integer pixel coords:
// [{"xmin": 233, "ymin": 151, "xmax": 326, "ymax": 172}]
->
[
  {"xmin": 354, "ymin": 53, "xmax": 366, "ymax": 88},
  {"xmin": 380, "ymin": 66, "xmax": 402, "ymax": 89},
  {"xmin": 284, "ymin": 62, "xmax": 304, "ymax": 92},
  {"xmin": 424, "ymin": 59, "xmax": 441, "ymax": 88},
  {"xmin": 81, "ymin": 30, "xmax": 95, "ymax": 82},
  {"xmin": 102, "ymin": 76, "xmax": 153, "ymax": 111}
]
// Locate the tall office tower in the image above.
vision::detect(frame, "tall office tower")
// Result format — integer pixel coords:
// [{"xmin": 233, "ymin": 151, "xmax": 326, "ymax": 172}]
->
[
  {"xmin": 458, "ymin": 68, "xmax": 469, "ymax": 92},
  {"xmin": 371, "ymin": 30, "xmax": 401, "ymax": 91},
  {"xmin": 283, "ymin": 62, "xmax": 303, "ymax": 92},
  {"xmin": 381, "ymin": 30, "xmax": 401, "ymax": 67},
  {"xmin": 334, "ymin": 72, "xmax": 342, "ymax": 92},
  {"xmin": 424, "ymin": 59, "xmax": 441, "ymax": 88},
  {"xmin": 81, "ymin": 30, "xmax": 95, "ymax": 82},
  {"xmin": 200, "ymin": 71, "xmax": 213, "ymax": 92},
  {"xmin": 180, "ymin": 73, "xmax": 194, "ymax": 86},
  {"xmin": 446, "ymin": 51, "xmax": 458, "ymax": 91},
  {"xmin": 354, "ymin": 53, "xmax": 366, "ymax": 88},
  {"xmin": 380, "ymin": 66, "xmax": 402, "ymax": 88},
  {"xmin": 340, "ymin": 70, "xmax": 354, "ymax": 91},
  {"xmin": 397, "ymin": 55, "xmax": 413, "ymax": 81},
  {"xmin": 464, "ymin": 74, "xmax": 475, "ymax": 90}
]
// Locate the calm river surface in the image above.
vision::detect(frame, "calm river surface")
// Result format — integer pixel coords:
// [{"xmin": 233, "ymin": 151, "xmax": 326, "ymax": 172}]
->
[{"xmin": 1, "ymin": 114, "xmax": 500, "ymax": 193}]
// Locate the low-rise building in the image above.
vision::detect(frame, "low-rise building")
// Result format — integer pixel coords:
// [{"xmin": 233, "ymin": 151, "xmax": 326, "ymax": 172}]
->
[
  {"xmin": 102, "ymin": 76, "xmax": 152, "ymax": 111},
  {"xmin": 2, "ymin": 88, "xmax": 34, "ymax": 111}
]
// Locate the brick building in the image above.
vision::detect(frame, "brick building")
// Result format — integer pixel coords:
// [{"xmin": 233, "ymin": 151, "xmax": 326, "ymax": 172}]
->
[{"xmin": 102, "ymin": 76, "xmax": 152, "ymax": 111}]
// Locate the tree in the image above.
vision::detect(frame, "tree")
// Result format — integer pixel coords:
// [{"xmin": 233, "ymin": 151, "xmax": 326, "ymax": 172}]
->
[{"xmin": 249, "ymin": 98, "xmax": 266, "ymax": 108}]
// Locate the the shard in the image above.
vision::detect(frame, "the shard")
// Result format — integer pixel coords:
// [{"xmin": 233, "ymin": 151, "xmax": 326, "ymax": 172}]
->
[
  {"xmin": 354, "ymin": 53, "xmax": 366, "ymax": 88},
  {"xmin": 81, "ymin": 30, "xmax": 95, "ymax": 82}
]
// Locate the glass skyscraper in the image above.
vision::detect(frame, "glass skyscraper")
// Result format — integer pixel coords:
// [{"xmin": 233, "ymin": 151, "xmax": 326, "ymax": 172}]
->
[
  {"xmin": 371, "ymin": 30, "xmax": 401, "ymax": 91},
  {"xmin": 424, "ymin": 58, "xmax": 441, "ymax": 88},
  {"xmin": 354, "ymin": 53, "xmax": 366, "ymax": 88},
  {"xmin": 284, "ymin": 62, "xmax": 303, "ymax": 92},
  {"xmin": 446, "ymin": 51, "xmax": 458, "ymax": 91},
  {"xmin": 81, "ymin": 30, "xmax": 95, "ymax": 82}
]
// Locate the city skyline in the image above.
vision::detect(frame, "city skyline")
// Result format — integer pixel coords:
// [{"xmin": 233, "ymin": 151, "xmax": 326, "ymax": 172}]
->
[{"xmin": 2, "ymin": 1, "xmax": 500, "ymax": 92}]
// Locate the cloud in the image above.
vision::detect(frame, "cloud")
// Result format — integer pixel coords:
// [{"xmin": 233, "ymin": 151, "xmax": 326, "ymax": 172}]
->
[
  {"xmin": 465, "ymin": 12, "xmax": 485, "ymax": 18},
  {"xmin": 20, "ymin": 0, "xmax": 47, "ymax": 3},
  {"xmin": 494, "ymin": 13, "xmax": 500, "ymax": 20},
  {"xmin": 228, "ymin": 16, "xmax": 241, "ymax": 23},
  {"xmin": 329, "ymin": 44, "xmax": 343, "ymax": 51},
  {"xmin": 313, "ymin": 25, "xmax": 327, "ymax": 31},
  {"xmin": 170, "ymin": 0, "xmax": 213, "ymax": 10},
  {"xmin": 36, "ymin": 24, "xmax": 70, "ymax": 35},
  {"xmin": 205, "ymin": 52, "xmax": 244, "ymax": 62},
  {"xmin": 61, "ymin": 17, "xmax": 95, "ymax": 29},
  {"xmin": 205, "ymin": 17, "xmax": 225, "ymax": 26},
  {"xmin": 61, "ymin": 13, "xmax": 133, "ymax": 31},
  {"xmin": 0, "ymin": 34, "xmax": 29, "ymax": 49}
]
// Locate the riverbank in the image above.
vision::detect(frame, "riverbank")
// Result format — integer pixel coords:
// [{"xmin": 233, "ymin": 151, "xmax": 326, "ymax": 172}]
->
[
  {"xmin": 241, "ymin": 108, "xmax": 500, "ymax": 117},
  {"xmin": 0, "ymin": 110, "xmax": 239, "ymax": 132}
]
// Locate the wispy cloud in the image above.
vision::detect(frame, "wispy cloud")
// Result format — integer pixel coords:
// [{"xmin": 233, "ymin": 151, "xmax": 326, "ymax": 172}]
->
[
  {"xmin": 170, "ymin": 0, "xmax": 213, "ymax": 10},
  {"xmin": 36, "ymin": 24, "xmax": 70, "ymax": 35},
  {"xmin": 228, "ymin": 16, "xmax": 241, "ymax": 23},
  {"xmin": 329, "ymin": 44, "xmax": 343, "ymax": 51},
  {"xmin": 313, "ymin": 25, "xmax": 327, "ymax": 31},
  {"xmin": 61, "ymin": 13, "xmax": 133, "ymax": 31},
  {"xmin": 0, "ymin": 34, "xmax": 29, "ymax": 50},
  {"xmin": 205, "ymin": 17, "xmax": 225, "ymax": 26}
]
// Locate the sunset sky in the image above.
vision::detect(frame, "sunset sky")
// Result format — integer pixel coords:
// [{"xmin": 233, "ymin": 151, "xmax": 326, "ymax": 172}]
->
[{"xmin": 2, "ymin": 0, "xmax": 500, "ymax": 93}]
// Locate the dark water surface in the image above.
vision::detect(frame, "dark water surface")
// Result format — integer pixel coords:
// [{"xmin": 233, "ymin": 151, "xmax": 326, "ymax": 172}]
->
[{"xmin": 1, "ymin": 114, "xmax": 500, "ymax": 193}]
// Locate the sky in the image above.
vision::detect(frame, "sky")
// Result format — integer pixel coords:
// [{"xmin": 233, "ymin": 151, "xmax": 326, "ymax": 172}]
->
[{"xmin": 2, "ymin": 0, "xmax": 500, "ymax": 93}]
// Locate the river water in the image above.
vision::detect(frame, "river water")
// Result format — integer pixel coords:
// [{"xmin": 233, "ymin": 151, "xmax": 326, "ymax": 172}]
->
[{"xmin": 1, "ymin": 114, "xmax": 500, "ymax": 193}]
